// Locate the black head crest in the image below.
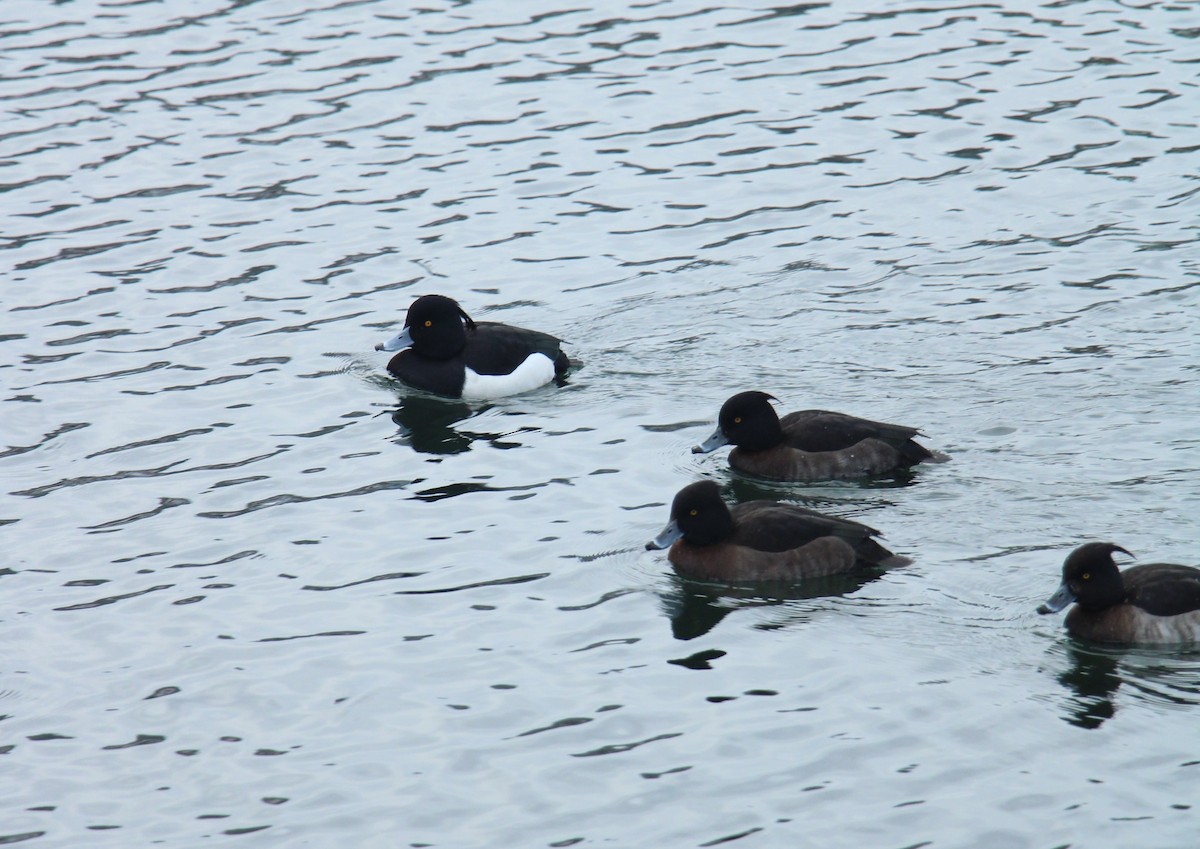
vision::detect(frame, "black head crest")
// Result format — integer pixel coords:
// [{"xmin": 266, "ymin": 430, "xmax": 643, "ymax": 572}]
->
[{"xmin": 456, "ymin": 303, "xmax": 476, "ymax": 331}]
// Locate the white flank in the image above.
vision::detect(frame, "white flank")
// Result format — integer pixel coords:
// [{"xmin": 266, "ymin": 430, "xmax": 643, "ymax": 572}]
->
[{"xmin": 460, "ymin": 353, "xmax": 556, "ymax": 400}]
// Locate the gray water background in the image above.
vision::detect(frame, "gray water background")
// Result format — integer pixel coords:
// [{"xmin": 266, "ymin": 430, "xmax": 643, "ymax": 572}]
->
[{"xmin": 2, "ymin": 0, "xmax": 1199, "ymax": 846}]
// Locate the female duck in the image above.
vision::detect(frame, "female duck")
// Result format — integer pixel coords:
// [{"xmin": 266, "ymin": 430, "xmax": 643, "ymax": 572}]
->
[
  {"xmin": 1038, "ymin": 541, "xmax": 1200, "ymax": 644},
  {"xmin": 645, "ymin": 480, "xmax": 909, "ymax": 584},
  {"xmin": 376, "ymin": 294, "xmax": 570, "ymax": 399},
  {"xmin": 693, "ymin": 391, "xmax": 941, "ymax": 481}
]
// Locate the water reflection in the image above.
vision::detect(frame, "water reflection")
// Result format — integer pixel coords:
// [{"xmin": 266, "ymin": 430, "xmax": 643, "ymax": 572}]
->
[
  {"xmin": 724, "ymin": 475, "xmax": 910, "ymax": 510},
  {"xmin": 1046, "ymin": 640, "xmax": 1200, "ymax": 729},
  {"xmin": 1050, "ymin": 641, "xmax": 1122, "ymax": 729},
  {"xmin": 388, "ymin": 395, "xmax": 538, "ymax": 454},
  {"xmin": 660, "ymin": 572, "xmax": 878, "ymax": 641},
  {"xmin": 388, "ymin": 395, "xmax": 478, "ymax": 454}
]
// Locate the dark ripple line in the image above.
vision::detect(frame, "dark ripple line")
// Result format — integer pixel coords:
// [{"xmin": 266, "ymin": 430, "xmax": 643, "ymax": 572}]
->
[
  {"xmin": 252, "ymin": 311, "xmax": 370, "ymax": 336},
  {"xmin": 329, "ymin": 273, "xmax": 420, "ymax": 302},
  {"xmin": 411, "ymin": 477, "xmax": 567, "ymax": 502},
  {"xmin": 428, "ymin": 110, "xmax": 543, "ymax": 132},
  {"xmin": 46, "ymin": 327, "xmax": 135, "ymax": 348},
  {"xmin": 93, "ymin": 183, "xmax": 210, "ymax": 203},
  {"xmin": 611, "ymin": 202, "xmax": 829, "ymax": 235},
  {"xmin": 1, "ymin": 216, "xmax": 132, "ymax": 251},
  {"xmin": 11, "ymin": 461, "xmax": 181, "ymax": 497},
  {"xmin": 0, "ymin": 422, "xmax": 88, "ymax": 460},
  {"xmin": 220, "ymin": 107, "xmax": 413, "ymax": 143},
  {"xmin": 303, "ymin": 572, "xmax": 423, "ymax": 592},
  {"xmin": 703, "ymin": 221, "xmax": 815, "ymax": 250},
  {"xmin": 514, "ymin": 716, "xmax": 593, "ymax": 738},
  {"xmin": 16, "ymin": 237, "xmax": 155, "ymax": 270},
  {"xmin": 0, "ymin": 831, "xmax": 45, "ymax": 844},
  {"xmin": 11, "ymin": 285, "xmax": 115, "ymax": 312},
  {"xmin": 28, "ymin": 360, "xmax": 169, "ymax": 388},
  {"xmin": 295, "ymin": 188, "xmax": 427, "ymax": 212},
  {"xmin": 719, "ymin": 3, "xmax": 832, "ymax": 27},
  {"xmin": 585, "ymin": 109, "xmax": 756, "ymax": 141},
  {"xmin": 169, "ymin": 550, "xmax": 258, "ymax": 570},
  {"xmin": 102, "ymin": 734, "xmax": 165, "ymax": 750},
  {"xmin": 394, "ymin": 572, "xmax": 549, "ymax": 595},
  {"xmin": 84, "ymin": 497, "xmax": 190, "ymax": 530},
  {"xmin": 570, "ymin": 638, "xmax": 639, "ymax": 653},
  {"xmin": 79, "ymin": 133, "xmax": 182, "ymax": 173},
  {"xmin": 571, "ymin": 732, "xmax": 682, "ymax": 758},
  {"xmin": 1000, "ymin": 140, "xmax": 1120, "ymax": 172},
  {"xmin": 847, "ymin": 165, "xmax": 968, "ymax": 188},
  {"xmin": 0, "ymin": 68, "xmax": 164, "ymax": 101},
  {"xmin": 558, "ymin": 590, "xmax": 647, "ymax": 611},
  {"xmin": 257, "ymin": 631, "xmax": 366, "ymax": 642},
  {"xmin": 705, "ymin": 156, "xmax": 861, "ymax": 178},
  {"xmin": 14, "ymin": 449, "xmax": 286, "ymax": 498},
  {"xmin": 125, "ymin": 372, "xmax": 255, "ymax": 395},
  {"xmin": 426, "ymin": 7, "xmax": 583, "ymax": 37},
  {"xmin": 0, "ymin": 173, "xmax": 69, "ymax": 193},
  {"xmin": 1007, "ymin": 97, "xmax": 1094, "ymax": 123},
  {"xmin": 735, "ymin": 36, "xmax": 1000, "ymax": 81},
  {"xmin": 197, "ymin": 479, "xmax": 418, "ymax": 519},
  {"xmin": 701, "ymin": 827, "xmax": 765, "ymax": 847},
  {"xmin": 116, "ymin": 318, "xmax": 275, "ymax": 354},
  {"xmin": 55, "ymin": 584, "xmax": 174, "ymax": 611},
  {"xmin": 148, "ymin": 264, "xmax": 273, "ymax": 294}
]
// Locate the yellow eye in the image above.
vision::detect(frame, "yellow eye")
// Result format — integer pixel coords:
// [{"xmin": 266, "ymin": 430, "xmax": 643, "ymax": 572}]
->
[
  {"xmin": 1081, "ymin": 572, "xmax": 1090, "ymax": 580},
  {"xmin": 424, "ymin": 319, "xmax": 432, "ymax": 327},
  {"xmin": 733, "ymin": 416, "xmax": 742, "ymax": 424},
  {"xmin": 689, "ymin": 509, "xmax": 698, "ymax": 516}
]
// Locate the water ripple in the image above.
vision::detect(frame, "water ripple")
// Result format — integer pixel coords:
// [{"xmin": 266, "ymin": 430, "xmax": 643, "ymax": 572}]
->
[{"xmin": 2, "ymin": 1, "xmax": 1198, "ymax": 847}]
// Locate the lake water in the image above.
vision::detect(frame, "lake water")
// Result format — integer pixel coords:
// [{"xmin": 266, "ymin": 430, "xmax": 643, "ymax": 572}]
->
[{"xmin": 3, "ymin": 0, "xmax": 1199, "ymax": 846}]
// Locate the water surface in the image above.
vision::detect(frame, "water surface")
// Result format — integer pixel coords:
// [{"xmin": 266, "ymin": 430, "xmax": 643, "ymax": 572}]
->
[{"xmin": 2, "ymin": 1, "xmax": 1199, "ymax": 846}]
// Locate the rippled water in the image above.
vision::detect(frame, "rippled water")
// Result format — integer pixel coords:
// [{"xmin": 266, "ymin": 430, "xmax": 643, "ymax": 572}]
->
[{"xmin": 3, "ymin": 0, "xmax": 1199, "ymax": 846}]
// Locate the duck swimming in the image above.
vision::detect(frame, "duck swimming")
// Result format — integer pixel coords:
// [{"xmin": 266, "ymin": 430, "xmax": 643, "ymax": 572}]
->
[
  {"xmin": 376, "ymin": 294, "xmax": 570, "ymax": 399},
  {"xmin": 1038, "ymin": 541, "xmax": 1200, "ymax": 644},
  {"xmin": 645, "ymin": 480, "xmax": 909, "ymax": 584},
  {"xmin": 693, "ymin": 391, "xmax": 942, "ymax": 481}
]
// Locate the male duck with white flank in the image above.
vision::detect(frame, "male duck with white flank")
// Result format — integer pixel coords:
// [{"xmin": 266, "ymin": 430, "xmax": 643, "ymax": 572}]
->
[{"xmin": 376, "ymin": 294, "xmax": 570, "ymax": 399}]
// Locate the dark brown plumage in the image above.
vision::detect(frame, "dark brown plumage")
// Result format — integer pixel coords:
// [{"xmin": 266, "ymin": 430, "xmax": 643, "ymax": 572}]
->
[
  {"xmin": 692, "ymin": 391, "xmax": 943, "ymax": 481},
  {"xmin": 645, "ymin": 480, "xmax": 909, "ymax": 585},
  {"xmin": 1038, "ymin": 542, "xmax": 1200, "ymax": 644}
]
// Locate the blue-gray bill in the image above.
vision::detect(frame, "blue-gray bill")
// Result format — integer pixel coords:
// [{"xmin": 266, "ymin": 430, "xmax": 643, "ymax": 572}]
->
[
  {"xmin": 691, "ymin": 427, "xmax": 728, "ymax": 454},
  {"xmin": 646, "ymin": 519, "xmax": 684, "ymax": 550},
  {"xmin": 376, "ymin": 327, "xmax": 414, "ymax": 352},
  {"xmin": 1037, "ymin": 582, "xmax": 1075, "ymax": 614}
]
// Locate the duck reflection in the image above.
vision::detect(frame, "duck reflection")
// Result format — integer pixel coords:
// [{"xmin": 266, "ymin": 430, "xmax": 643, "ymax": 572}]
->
[
  {"xmin": 1051, "ymin": 641, "xmax": 1122, "ymax": 729},
  {"xmin": 1048, "ymin": 640, "xmax": 1200, "ymax": 729},
  {"xmin": 723, "ymin": 476, "xmax": 906, "ymax": 510},
  {"xmin": 389, "ymin": 395, "xmax": 476, "ymax": 454},
  {"xmin": 388, "ymin": 395, "xmax": 532, "ymax": 454},
  {"xmin": 660, "ymin": 571, "xmax": 880, "ymax": 641}
]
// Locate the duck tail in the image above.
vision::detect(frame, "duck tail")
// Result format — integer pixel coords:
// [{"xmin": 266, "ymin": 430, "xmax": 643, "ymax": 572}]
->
[{"xmin": 856, "ymin": 538, "xmax": 912, "ymax": 567}]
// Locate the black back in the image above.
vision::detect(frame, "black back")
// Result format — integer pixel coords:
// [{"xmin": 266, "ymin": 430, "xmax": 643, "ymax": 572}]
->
[
  {"xmin": 463, "ymin": 322, "xmax": 567, "ymax": 376},
  {"xmin": 780, "ymin": 410, "xmax": 929, "ymax": 461},
  {"xmin": 1124, "ymin": 563, "xmax": 1200, "ymax": 617}
]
